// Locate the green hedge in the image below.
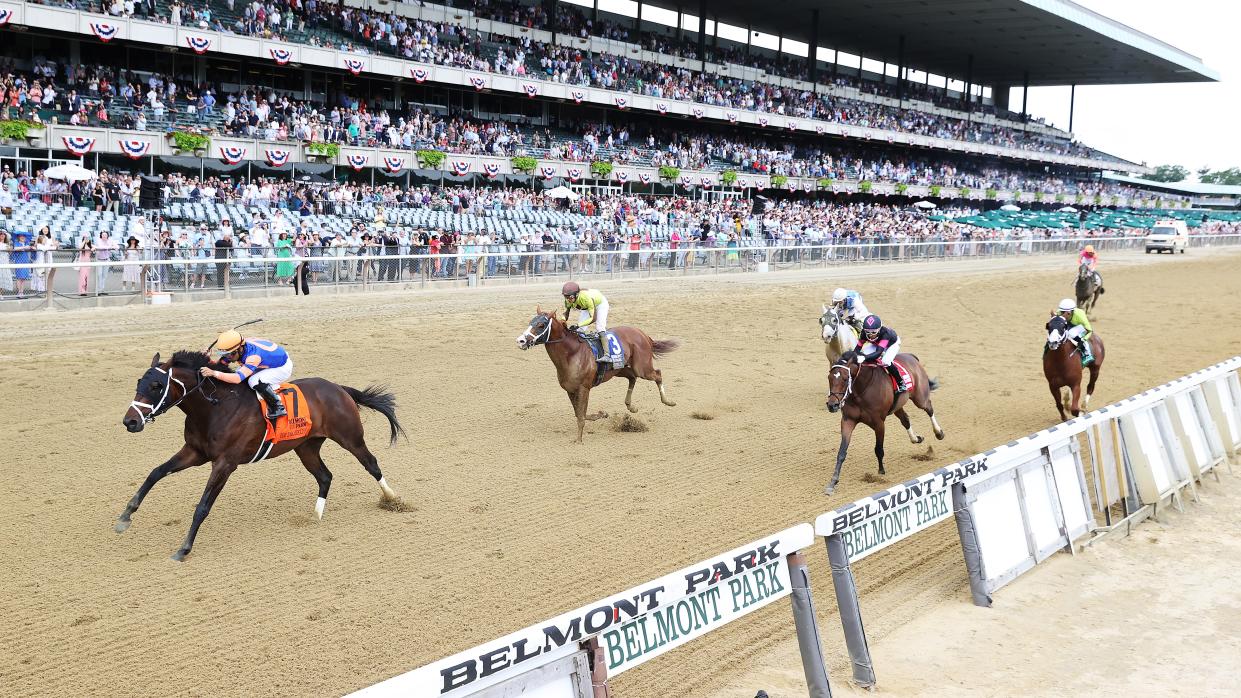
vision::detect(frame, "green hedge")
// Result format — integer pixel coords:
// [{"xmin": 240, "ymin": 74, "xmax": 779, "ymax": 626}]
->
[
  {"xmin": 0, "ymin": 120, "xmax": 43, "ymax": 140},
  {"xmin": 170, "ymin": 131, "xmax": 209, "ymax": 152},
  {"xmin": 306, "ymin": 141, "xmax": 340, "ymax": 158},
  {"xmin": 721, "ymin": 170, "xmax": 738, "ymax": 186},
  {"xmin": 418, "ymin": 149, "xmax": 447, "ymax": 169},
  {"xmin": 658, "ymin": 165, "xmax": 680, "ymax": 181},
  {"xmin": 929, "ymin": 185, "xmax": 942, "ymax": 198},
  {"xmin": 511, "ymin": 155, "xmax": 538, "ymax": 173},
  {"xmin": 771, "ymin": 174, "xmax": 789, "ymax": 187},
  {"xmin": 858, "ymin": 180, "xmax": 873, "ymax": 193},
  {"xmin": 590, "ymin": 160, "xmax": 613, "ymax": 178}
]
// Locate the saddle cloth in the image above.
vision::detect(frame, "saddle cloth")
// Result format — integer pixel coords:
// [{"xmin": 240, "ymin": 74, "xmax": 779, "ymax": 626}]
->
[
  {"xmin": 585, "ymin": 331, "xmax": 626, "ymax": 370},
  {"xmin": 247, "ymin": 383, "xmax": 313, "ymax": 463},
  {"xmin": 889, "ymin": 360, "xmax": 914, "ymax": 393}
]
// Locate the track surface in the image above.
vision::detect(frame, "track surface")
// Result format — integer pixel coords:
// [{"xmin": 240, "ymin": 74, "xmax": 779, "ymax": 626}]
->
[{"xmin": 2, "ymin": 249, "xmax": 1239, "ymax": 697}]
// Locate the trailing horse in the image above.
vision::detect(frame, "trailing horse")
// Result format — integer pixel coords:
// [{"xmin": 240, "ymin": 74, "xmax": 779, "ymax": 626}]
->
[
  {"xmin": 516, "ymin": 309, "xmax": 677, "ymax": 442},
  {"xmin": 1075, "ymin": 262, "xmax": 1103, "ymax": 314},
  {"xmin": 119, "ymin": 351, "xmax": 406, "ymax": 560},
  {"xmin": 824, "ymin": 351, "xmax": 944, "ymax": 495},
  {"xmin": 1043, "ymin": 315, "xmax": 1105, "ymax": 421},
  {"xmin": 820, "ymin": 306, "xmax": 858, "ymax": 363}
]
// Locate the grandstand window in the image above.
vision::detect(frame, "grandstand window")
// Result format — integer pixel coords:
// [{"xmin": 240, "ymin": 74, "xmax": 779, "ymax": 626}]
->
[
  {"xmin": 781, "ymin": 38, "xmax": 809, "ymax": 58},
  {"xmin": 946, "ymin": 78, "xmax": 965, "ymax": 94},
  {"xmin": 678, "ymin": 14, "xmax": 713, "ymax": 34},
  {"xmin": 927, "ymin": 73, "xmax": 947, "ymax": 88},
  {"xmin": 983, "ymin": 87, "xmax": 993, "ymax": 99},
  {"xmin": 750, "ymin": 31, "xmax": 780, "ymax": 51},
  {"xmin": 816, "ymin": 47, "xmax": 835, "ymax": 64},
  {"xmin": 907, "ymin": 69, "xmax": 928, "ymax": 84},
  {"xmin": 861, "ymin": 57, "xmax": 886, "ymax": 77},
  {"xmin": 836, "ymin": 51, "xmax": 862, "ymax": 70},
  {"xmin": 597, "ymin": 0, "xmax": 639, "ymax": 18},
  {"xmin": 561, "ymin": 0, "xmax": 594, "ymax": 8},
  {"xmin": 716, "ymin": 22, "xmax": 749, "ymax": 44},
  {"xmin": 641, "ymin": 5, "xmax": 679, "ymax": 28}
]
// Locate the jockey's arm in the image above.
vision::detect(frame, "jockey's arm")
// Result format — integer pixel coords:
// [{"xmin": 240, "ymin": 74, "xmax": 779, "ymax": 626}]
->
[
  {"xmin": 200, "ymin": 355, "xmax": 260, "ymax": 384},
  {"xmin": 575, "ymin": 295, "xmax": 597, "ymax": 326},
  {"xmin": 1071, "ymin": 309, "xmax": 1093, "ymax": 337}
]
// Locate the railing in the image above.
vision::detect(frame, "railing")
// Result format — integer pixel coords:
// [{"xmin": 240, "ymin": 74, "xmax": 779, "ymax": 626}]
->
[{"xmin": 4, "ymin": 234, "xmax": 1240, "ymax": 309}]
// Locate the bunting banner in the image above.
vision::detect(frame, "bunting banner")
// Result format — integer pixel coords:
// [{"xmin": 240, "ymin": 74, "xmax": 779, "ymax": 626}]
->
[
  {"xmin": 570, "ymin": 90, "xmax": 585, "ymax": 104},
  {"xmin": 539, "ymin": 166, "xmax": 558, "ymax": 180},
  {"xmin": 566, "ymin": 167, "xmax": 583, "ymax": 182},
  {"xmin": 757, "ymin": 117, "xmax": 769, "ymax": 128},
  {"xmin": 638, "ymin": 173, "xmax": 652, "ymax": 184},
  {"xmin": 346, "ymin": 154, "xmax": 369, "ymax": 171},
  {"xmin": 62, "ymin": 136, "xmax": 97, "ymax": 156},
  {"xmin": 803, "ymin": 182, "xmax": 813, "ymax": 192},
  {"xmin": 615, "ymin": 171, "xmax": 629, "ymax": 183},
  {"xmin": 383, "ymin": 156, "xmax": 406, "ymax": 174},
  {"xmin": 264, "ymin": 148, "xmax": 290, "ymax": 167},
  {"xmin": 737, "ymin": 178, "xmax": 750, "ymax": 189},
  {"xmin": 755, "ymin": 180, "xmax": 766, "ymax": 192},
  {"xmin": 614, "ymin": 96, "xmax": 628, "ymax": 110},
  {"xmin": 700, "ymin": 177, "xmax": 713, "ymax": 188},
  {"xmin": 0, "ymin": 9, "xmax": 12, "ymax": 26},
  {"xmin": 118, "ymin": 139, "xmax": 151, "ymax": 159},
  {"xmin": 678, "ymin": 175, "xmax": 693, "ymax": 187},
  {"xmin": 469, "ymin": 76, "xmax": 487, "ymax": 91},
  {"xmin": 269, "ymin": 48, "xmax": 293, "ymax": 65},
  {"xmin": 786, "ymin": 120, "xmax": 797, "ymax": 131},
  {"xmin": 219, "ymin": 146, "xmax": 247, "ymax": 165},
  {"xmin": 692, "ymin": 107, "xmax": 704, "ymax": 120},
  {"xmin": 410, "ymin": 67, "xmax": 430, "ymax": 83},
  {"xmin": 483, "ymin": 163, "xmax": 501, "ymax": 178},
  {"xmin": 656, "ymin": 103, "xmax": 668, "ymax": 115},
  {"xmin": 815, "ymin": 124, "xmax": 825, "ymax": 135},
  {"xmin": 450, "ymin": 160, "xmax": 471, "ymax": 176},
  {"xmin": 186, "ymin": 36, "xmax": 212, "ymax": 54},
  {"xmin": 727, "ymin": 112, "xmax": 737, "ymax": 124},
  {"xmin": 523, "ymin": 83, "xmax": 538, "ymax": 98},
  {"xmin": 344, "ymin": 58, "xmax": 366, "ymax": 75},
  {"xmin": 90, "ymin": 22, "xmax": 119, "ymax": 42}
]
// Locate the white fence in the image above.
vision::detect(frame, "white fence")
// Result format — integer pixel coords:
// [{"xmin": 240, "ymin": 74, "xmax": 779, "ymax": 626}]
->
[{"xmin": 345, "ymin": 356, "xmax": 1241, "ymax": 696}]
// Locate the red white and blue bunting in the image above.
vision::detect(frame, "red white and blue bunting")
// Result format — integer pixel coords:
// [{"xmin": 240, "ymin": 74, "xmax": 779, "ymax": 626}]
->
[
  {"xmin": 787, "ymin": 120, "xmax": 797, "ymax": 131},
  {"xmin": 570, "ymin": 90, "xmax": 585, "ymax": 104},
  {"xmin": 185, "ymin": 36, "xmax": 212, "ymax": 54},
  {"xmin": 737, "ymin": 178, "xmax": 751, "ymax": 189},
  {"xmin": 656, "ymin": 103, "xmax": 668, "ymax": 115},
  {"xmin": 757, "ymin": 116, "xmax": 769, "ymax": 128},
  {"xmin": 803, "ymin": 182, "xmax": 814, "ymax": 193},
  {"xmin": 90, "ymin": 22, "xmax": 119, "ymax": 42},
  {"xmin": 469, "ymin": 76, "xmax": 487, "ymax": 91},
  {"xmin": 523, "ymin": 83, "xmax": 538, "ymax": 98},
  {"xmin": 0, "ymin": 8, "xmax": 16, "ymax": 26},
  {"xmin": 269, "ymin": 48, "xmax": 293, "ymax": 65},
  {"xmin": 678, "ymin": 175, "xmax": 693, "ymax": 187},
  {"xmin": 344, "ymin": 58, "xmax": 366, "ymax": 75},
  {"xmin": 700, "ymin": 177, "xmax": 713, "ymax": 188},
  {"xmin": 815, "ymin": 125, "xmax": 825, "ymax": 135},
  {"xmin": 483, "ymin": 163, "xmax": 501, "ymax": 178},
  {"xmin": 566, "ymin": 167, "xmax": 582, "ymax": 182},
  {"xmin": 410, "ymin": 67, "xmax": 430, "ymax": 83},
  {"xmin": 539, "ymin": 166, "xmax": 557, "ymax": 180},
  {"xmin": 638, "ymin": 173, "xmax": 652, "ymax": 184},
  {"xmin": 264, "ymin": 148, "xmax": 290, "ymax": 167},
  {"xmin": 692, "ymin": 107, "xmax": 704, "ymax": 120},
  {"xmin": 383, "ymin": 156, "xmax": 406, "ymax": 174},
  {"xmin": 787, "ymin": 180, "xmax": 798, "ymax": 192},
  {"xmin": 346, "ymin": 154, "xmax": 369, "ymax": 171},
  {"xmin": 614, "ymin": 96, "xmax": 628, "ymax": 110},
  {"xmin": 755, "ymin": 180, "xmax": 766, "ymax": 192},
  {"xmin": 118, "ymin": 139, "xmax": 151, "ymax": 159},
  {"xmin": 62, "ymin": 136, "xmax": 97, "ymax": 156},
  {"xmin": 450, "ymin": 160, "xmax": 471, "ymax": 176},
  {"xmin": 219, "ymin": 146, "xmax": 247, "ymax": 165},
  {"xmin": 727, "ymin": 112, "xmax": 737, "ymax": 124},
  {"xmin": 615, "ymin": 171, "xmax": 629, "ymax": 183}
]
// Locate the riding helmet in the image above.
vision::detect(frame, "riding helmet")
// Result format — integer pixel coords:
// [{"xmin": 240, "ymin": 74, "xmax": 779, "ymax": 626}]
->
[
  {"xmin": 1058, "ymin": 298, "xmax": 1076, "ymax": 313},
  {"xmin": 562, "ymin": 281, "xmax": 581, "ymax": 297},
  {"xmin": 831, "ymin": 287, "xmax": 848, "ymax": 303},
  {"xmin": 1084, "ymin": 244, "xmax": 1095, "ymax": 254},
  {"xmin": 862, "ymin": 314, "xmax": 882, "ymax": 334},
  {"xmin": 216, "ymin": 329, "xmax": 244, "ymax": 352}
]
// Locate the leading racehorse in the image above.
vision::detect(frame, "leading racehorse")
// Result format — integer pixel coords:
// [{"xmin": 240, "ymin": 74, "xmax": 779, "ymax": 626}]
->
[
  {"xmin": 824, "ymin": 351, "xmax": 944, "ymax": 495},
  {"xmin": 119, "ymin": 350, "xmax": 406, "ymax": 560},
  {"xmin": 820, "ymin": 306, "xmax": 858, "ymax": 363},
  {"xmin": 1044, "ymin": 316, "xmax": 1105, "ymax": 421},
  {"xmin": 516, "ymin": 309, "xmax": 677, "ymax": 442},
  {"xmin": 1075, "ymin": 262, "xmax": 1103, "ymax": 314}
]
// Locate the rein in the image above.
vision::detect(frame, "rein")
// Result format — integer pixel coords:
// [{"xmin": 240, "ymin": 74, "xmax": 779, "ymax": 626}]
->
[
  {"xmin": 128, "ymin": 368, "xmax": 215, "ymax": 424},
  {"xmin": 828, "ymin": 361, "xmax": 857, "ymax": 405}
]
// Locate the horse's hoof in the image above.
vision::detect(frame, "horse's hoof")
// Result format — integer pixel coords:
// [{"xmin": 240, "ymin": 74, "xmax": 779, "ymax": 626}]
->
[
  {"xmin": 170, "ymin": 550, "xmax": 188, "ymax": 562},
  {"xmin": 824, "ymin": 485, "xmax": 836, "ymax": 495},
  {"xmin": 935, "ymin": 431, "xmax": 945, "ymax": 440},
  {"xmin": 664, "ymin": 400, "xmax": 678, "ymax": 407},
  {"xmin": 627, "ymin": 405, "xmax": 638, "ymax": 414},
  {"xmin": 914, "ymin": 436, "xmax": 925, "ymax": 444},
  {"xmin": 114, "ymin": 520, "xmax": 131, "ymax": 534}
]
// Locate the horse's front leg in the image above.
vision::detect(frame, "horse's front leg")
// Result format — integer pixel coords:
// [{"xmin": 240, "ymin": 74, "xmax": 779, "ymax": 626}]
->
[
  {"xmin": 874, "ymin": 420, "xmax": 887, "ymax": 475},
  {"xmin": 1050, "ymin": 382, "xmax": 1069, "ymax": 421},
  {"xmin": 172, "ymin": 459, "xmax": 238, "ymax": 561},
  {"xmin": 826, "ymin": 418, "xmax": 857, "ymax": 495},
  {"xmin": 116, "ymin": 445, "xmax": 206, "ymax": 533}
]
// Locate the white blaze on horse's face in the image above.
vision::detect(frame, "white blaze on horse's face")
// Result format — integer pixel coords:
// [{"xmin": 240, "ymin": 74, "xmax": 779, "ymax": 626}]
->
[
  {"xmin": 516, "ymin": 323, "xmax": 535, "ymax": 350},
  {"xmin": 1047, "ymin": 328, "xmax": 1065, "ymax": 349}
]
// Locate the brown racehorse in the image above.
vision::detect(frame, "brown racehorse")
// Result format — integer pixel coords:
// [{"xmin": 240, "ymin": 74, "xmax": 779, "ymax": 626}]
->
[
  {"xmin": 119, "ymin": 350, "xmax": 405, "ymax": 560},
  {"xmin": 516, "ymin": 309, "xmax": 678, "ymax": 442},
  {"xmin": 824, "ymin": 351, "xmax": 944, "ymax": 495},
  {"xmin": 1044, "ymin": 315, "xmax": 1105, "ymax": 421}
]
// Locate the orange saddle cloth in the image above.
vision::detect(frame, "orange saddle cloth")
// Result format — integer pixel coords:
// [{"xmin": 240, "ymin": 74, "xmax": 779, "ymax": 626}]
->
[{"xmin": 256, "ymin": 383, "xmax": 314, "ymax": 444}]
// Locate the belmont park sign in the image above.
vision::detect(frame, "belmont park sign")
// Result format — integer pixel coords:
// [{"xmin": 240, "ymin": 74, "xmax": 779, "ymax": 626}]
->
[
  {"xmin": 815, "ymin": 457, "xmax": 989, "ymax": 561},
  {"xmin": 351, "ymin": 525, "xmax": 814, "ymax": 697}
]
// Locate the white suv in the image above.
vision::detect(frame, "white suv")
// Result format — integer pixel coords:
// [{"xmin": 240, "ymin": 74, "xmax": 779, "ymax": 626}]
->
[{"xmin": 1145, "ymin": 220, "xmax": 1188, "ymax": 254}]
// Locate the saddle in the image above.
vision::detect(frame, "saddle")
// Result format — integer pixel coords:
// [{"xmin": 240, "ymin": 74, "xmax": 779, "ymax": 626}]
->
[
  {"xmin": 246, "ymin": 383, "xmax": 313, "ymax": 463},
  {"xmin": 888, "ymin": 360, "xmax": 915, "ymax": 393},
  {"xmin": 581, "ymin": 330, "xmax": 626, "ymax": 385}
]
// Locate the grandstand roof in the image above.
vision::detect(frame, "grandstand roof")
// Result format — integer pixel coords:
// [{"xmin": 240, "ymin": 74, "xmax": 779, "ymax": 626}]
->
[{"xmin": 693, "ymin": 0, "xmax": 1218, "ymax": 86}]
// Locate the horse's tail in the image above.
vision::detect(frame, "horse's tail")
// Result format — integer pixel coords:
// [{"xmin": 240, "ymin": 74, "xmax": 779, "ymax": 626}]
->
[
  {"xmin": 650, "ymin": 338, "xmax": 680, "ymax": 357},
  {"xmin": 928, "ymin": 377, "xmax": 940, "ymax": 392},
  {"xmin": 343, "ymin": 385, "xmax": 407, "ymax": 446}
]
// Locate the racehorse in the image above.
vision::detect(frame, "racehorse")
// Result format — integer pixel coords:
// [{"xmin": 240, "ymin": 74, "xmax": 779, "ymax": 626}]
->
[
  {"xmin": 119, "ymin": 350, "xmax": 405, "ymax": 560},
  {"xmin": 516, "ymin": 309, "xmax": 678, "ymax": 442},
  {"xmin": 1044, "ymin": 315, "xmax": 1105, "ymax": 421},
  {"xmin": 819, "ymin": 306, "xmax": 858, "ymax": 363},
  {"xmin": 1075, "ymin": 262, "xmax": 1104, "ymax": 314},
  {"xmin": 824, "ymin": 351, "xmax": 943, "ymax": 495}
]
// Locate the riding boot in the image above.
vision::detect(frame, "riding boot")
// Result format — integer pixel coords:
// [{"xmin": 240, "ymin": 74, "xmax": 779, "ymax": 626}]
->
[
  {"xmin": 1078, "ymin": 338, "xmax": 1095, "ymax": 366},
  {"xmin": 886, "ymin": 364, "xmax": 906, "ymax": 395},
  {"xmin": 258, "ymin": 382, "xmax": 288, "ymax": 420}
]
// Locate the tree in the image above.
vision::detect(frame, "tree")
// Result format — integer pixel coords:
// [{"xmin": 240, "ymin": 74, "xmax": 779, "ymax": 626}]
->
[
  {"xmin": 1199, "ymin": 167, "xmax": 1241, "ymax": 186},
  {"xmin": 1147, "ymin": 164, "xmax": 1188, "ymax": 183}
]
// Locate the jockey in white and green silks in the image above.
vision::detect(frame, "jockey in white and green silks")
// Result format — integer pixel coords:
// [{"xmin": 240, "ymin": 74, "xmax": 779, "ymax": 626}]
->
[{"xmin": 1056, "ymin": 298, "xmax": 1095, "ymax": 365}]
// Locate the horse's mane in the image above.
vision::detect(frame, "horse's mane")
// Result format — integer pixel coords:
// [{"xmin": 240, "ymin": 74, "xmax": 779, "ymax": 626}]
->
[
  {"xmin": 836, "ymin": 350, "xmax": 858, "ymax": 366},
  {"xmin": 170, "ymin": 350, "xmax": 226, "ymax": 371}
]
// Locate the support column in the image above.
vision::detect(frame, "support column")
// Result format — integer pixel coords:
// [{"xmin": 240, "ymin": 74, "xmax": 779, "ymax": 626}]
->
[
  {"xmin": 676, "ymin": 5, "xmax": 683, "ymax": 43},
  {"xmin": 832, "ymin": 49, "xmax": 838, "ymax": 79},
  {"xmin": 745, "ymin": 24, "xmax": 751, "ymax": 57},
  {"xmin": 592, "ymin": 0, "xmax": 598, "ymax": 28},
  {"xmin": 896, "ymin": 34, "xmax": 905, "ymax": 101},
  {"xmin": 545, "ymin": 0, "xmax": 557, "ymax": 45},
  {"xmin": 632, "ymin": 1, "xmax": 640, "ymax": 36},
  {"xmin": 1022, "ymin": 71, "xmax": 1029, "ymax": 120},
  {"xmin": 1069, "ymin": 83, "xmax": 1076, "ymax": 132},
  {"xmin": 964, "ymin": 53, "xmax": 973, "ymax": 109},
  {"xmin": 808, "ymin": 9, "xmax": 820, "ymax": 84},
  {"xmin": 697, "ymin": 0, "xmax": 706, "ymax": 69}
]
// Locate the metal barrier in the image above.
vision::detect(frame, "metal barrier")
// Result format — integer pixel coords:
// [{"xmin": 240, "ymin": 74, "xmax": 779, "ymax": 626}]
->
[{"xmin": 5, "ymin": 234, "xmax": 1241, "ymax": 310}]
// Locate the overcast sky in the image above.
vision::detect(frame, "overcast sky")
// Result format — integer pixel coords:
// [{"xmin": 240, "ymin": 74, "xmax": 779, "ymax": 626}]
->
[{"xmin": 1017, "ymin": 0, "xmax": 1239, "ymax": 176}]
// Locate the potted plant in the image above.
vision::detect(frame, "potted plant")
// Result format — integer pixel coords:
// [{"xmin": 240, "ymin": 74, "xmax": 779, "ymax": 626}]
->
[
  {"xmin": 658, "ymin": 165, "xmax": 680, "ymax": 181},
  {"xmin": 895, "ymin": 182, "xmax": 909, "ymax": 195},
  {"xmin": 304, "ymin": 141, "xmax": 340, "ymax": 163},
  {"xmin": 169, "ymin": 130, "xmax": 210, "ymax": 156},
  {"xmin": 511, "ymin": 155, "xmax": 538, "ymax": 174},
  {"xmin": 771, "ymin": 174, "xmax": 789, "ymax": 188},
  {"xmin": 1034, "ymin": 191, "xmax": 1044, "ymax": 202},
  {"xmin": 590, "ymin": 160, "xmax": 613, "ymax": 179},
  {"xmin": 985, "ymin": 188, "xmax": 998, "ymax": 200},
  {"xmin": 929, "ymin": 185, "xmax": 942, "ymax": 198},
  {"xmin": 1013, "ymin": 190, "xmax": 1024, "ymax": 201},
  {"xmin": 959, "ymin": 186, "xmax": 971, "ymax": 199},
  {"xmin": 816, "ymin": 177, "xmax": 833, "ymax": 190},
  {"xmin": 417, "ymin": 149, "xmax": 446, "ymax": 169},
  {"xmin": 0, "ymin": 119, "xmax": 41, "ymax": 145},
  {"xmin": 858, "ymin": 180, "xmax": 872, "ymax": 194},
  {"xmin": 721, "ymin": 170, "xmax": 738, "ymax": 187},
  {"xmin": 1054, "ymin": 193, "xmax": 1065, "ymax": 203}
]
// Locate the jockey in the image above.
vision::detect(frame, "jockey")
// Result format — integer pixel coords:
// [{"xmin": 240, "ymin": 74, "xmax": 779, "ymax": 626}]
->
[
  {"xmin": 1056, "ymin": 298, "xmax": 1095, "ymax": 365},
  {"xmin": 200, "ymin": 330, "xmax": 293, "ymax": 419},
  {"xmin": 1078, "ymin": 244, "xmax": 1102, "ymax": 288},
  {"xmin": 562, "ymin": 281, "xmax": 609, "ymax": 336},
  {"xmin": 855, "ymin": 314, "xmax": 906, "ymax": 395},
  {"xmin": 830, "ymin": 287, "xmax": 870, "ymax": 333}
]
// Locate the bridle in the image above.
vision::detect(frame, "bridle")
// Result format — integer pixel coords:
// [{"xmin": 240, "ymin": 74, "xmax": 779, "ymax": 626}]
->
[
  {"xmin": 827, "ymin": 361, "xmax": 858, "ymax": 405},
  {"xmin": 519, "ymin": 316, "xmax": 554, "ymax": 348},
  {"xmin": 128, "ymin": 367, "xmax": 211, "ymax": 424}
]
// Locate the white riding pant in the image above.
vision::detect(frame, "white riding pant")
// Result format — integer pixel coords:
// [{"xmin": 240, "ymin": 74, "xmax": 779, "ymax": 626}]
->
[
  {"xmin": 578, "ymin": 300, "xmax": 609, "ymax": 333},
  {"xmin": 861, "ymin": 340, "xmax": 901, "ymax": 366},
  {"xmin": 247, "ymin": 360, "xmax": 293, "ymax": 388},
  {"xmin": 1066, "ymin": 325, "xmax": 1087, "ymax": 341}
]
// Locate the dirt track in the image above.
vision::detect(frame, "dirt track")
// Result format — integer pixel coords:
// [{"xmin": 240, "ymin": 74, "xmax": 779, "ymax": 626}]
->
[{"xmin": 2, "ymin": 249, "xmax": 1239, "ymax": 697}]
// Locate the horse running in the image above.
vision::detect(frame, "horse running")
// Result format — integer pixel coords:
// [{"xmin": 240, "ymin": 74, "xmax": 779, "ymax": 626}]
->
[
  {"xmin": 824, "ymin": 351, "xmax": 944, "ymax": 495},
  {"xmin": 1044, "ymin": 315, "xmax": 1105, "ymax": 421},
  {"xmin": 819, "ymin": 306, "xmax": 858, "ymax": 363},
  {"xmin": 119, "ymin": 351, "xmax": 405, "ymax": 560},
  {"xmin": 516, "ymin": 309, "xmax": 677, "ymax": 442},
  {"xmin": 1075, "ymin": 262, "xmax": 1104, "ymax": 313}
]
